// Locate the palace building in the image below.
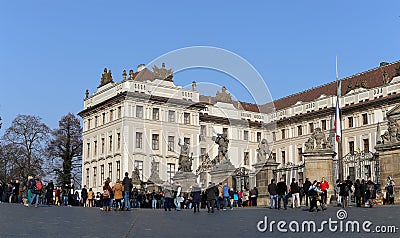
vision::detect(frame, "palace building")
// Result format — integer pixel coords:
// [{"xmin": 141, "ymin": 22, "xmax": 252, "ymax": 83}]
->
[{"xmin": 79, "ymin": 60, "xmax": 400, "ymax": 194}]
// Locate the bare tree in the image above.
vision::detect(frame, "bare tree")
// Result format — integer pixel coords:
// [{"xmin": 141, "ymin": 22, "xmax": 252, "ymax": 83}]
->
[
  {"xmin": 47, "ymin": 113, "xmax": 82, "ymax": 187},
  {"xmin": 1, "ymin": 115, "xmax": 50, "ymax": 181}
]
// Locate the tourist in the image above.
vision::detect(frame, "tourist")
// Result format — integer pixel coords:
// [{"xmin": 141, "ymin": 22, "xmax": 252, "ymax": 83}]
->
[
  {"xmin": 222, "ymin": 183, "xmax": 232, "ymax": 210},
  {"xmin": 334, "ymin": 179, "xmax": 341, "ymax": 206},
  {"xmin": 81, "ymin": 185, "xmax": 88, "ymax": 207},
  {"xmin": 345, "ymin": 176, "xmax": 353, "ymax": 206},
  {"xmin": 339, "ymin": 180, "xmax": 349, "ymax": 208},
  {"xmin": 113, "ymin": 179, "xmax": 124, "ymax": 210},
  {"xmin": 250, "ymin": 187, "xmax": 258, "ymax": 207},
  {"xmin": 276, "ymin": 178, "xmax": 288, "ymax": 210},
  {"xmin": 385, "ymin": 176, "xmax": 395, "ymax": 205},
  {"xmin": 320, "ymin": 177, "xmax": 329, "ymax": 205},
  {"xmin": 191, "ymin": 183, "xmax": 201, "ymax": 213},
  {"xmin": 87, "ymin": 188, "xmax": 94, "ymax": 207},
  {"xmin": 45, "ymin": 180, "xmax": 54, "ymax": 206},
  {"xmin": 122, "ymin": 172, "xmax": 132, "ymax": 211},
  {"xmin": 102, "ymin": 181, "xmax": 112, "ymax": 211},
  {"xmin": 267, "ymin": 179, "xmax": 278, "ymax": 209},
  {"xmin": 174, "ymin": 182, "xmax": 182, "ymax": 211},
  {"xmin": 290, "ymin": 178, "xmax": 300, "ymax": 208},
  {"xmin": 303, "ymin": 178, "xmax": 312, "ymax": 207},
  {"xmin": 308, "ymin": 181, "xmax": 324, "ymax": 212},
  {"xmin": 163, "ymin": 183, "xmax": 173, "ymax": 211},
  {"xmin": 217, "ymin": 182, "xmax": 223, "ymax": 210},
  {"xmin": 242, "ymin": 189, "xmax": 249, "ymax": 207},
  {"xmin": 205, "ymin": 182, "xmax": 218, "ymax": 213},
  {"xmin": 354, "ymin": 179, "xmax": 362, "ymax": 207},
  {"xmin": 28, "ymin": 175, "xmax": 42, "ymax": 208},
  {"xmin": 365, "ymin": 178, "xmax": 375, "ymax": 208}
]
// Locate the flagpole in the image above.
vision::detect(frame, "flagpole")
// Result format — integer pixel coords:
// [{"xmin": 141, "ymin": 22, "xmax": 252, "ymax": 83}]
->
[{"xmin": 336, "ymin": 56, "xmax": 344, "ymax": 181}]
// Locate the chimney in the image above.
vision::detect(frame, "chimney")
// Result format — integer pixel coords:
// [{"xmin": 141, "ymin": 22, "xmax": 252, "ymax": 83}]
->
[{"xmin": 137, "ymin": 64, "xmax": 146, "ymax": 72}]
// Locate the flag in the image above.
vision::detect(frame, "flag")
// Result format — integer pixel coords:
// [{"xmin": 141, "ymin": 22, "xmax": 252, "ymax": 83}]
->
[{"xmin": 334, "ymin": 98, "xmax": 341, "ymax": 142}]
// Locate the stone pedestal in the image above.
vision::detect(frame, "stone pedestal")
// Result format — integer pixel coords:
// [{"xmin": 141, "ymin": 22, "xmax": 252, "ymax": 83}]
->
[
  {"xmin": 209, "ymin": 159, "xmax": 236, "ymax": 187},
  {"xmin": 376, "ymin": 142, "xmax": 400, "ymax": 202},
  {"xmin": 302, "ymin": 149, "xmax": 336, "ymax": 204},
  {"xmin": 253, "ymin": 161, "xmax": 280, "ymax": 207},
  {"xmin": 172, "ymin": 171, "xmax": 197, "ymax": 193}
]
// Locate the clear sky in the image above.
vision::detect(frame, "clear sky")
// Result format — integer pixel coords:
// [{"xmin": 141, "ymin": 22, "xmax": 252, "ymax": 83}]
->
[{"xmin": 1, "ymin": 0, "xmax": 399, "ymax": 132}]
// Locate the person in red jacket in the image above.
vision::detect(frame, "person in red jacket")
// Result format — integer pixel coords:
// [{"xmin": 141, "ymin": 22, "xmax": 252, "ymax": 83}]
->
[{"xmin": 320, "ymin": 177, "xmax": 329, "ymax": 205}]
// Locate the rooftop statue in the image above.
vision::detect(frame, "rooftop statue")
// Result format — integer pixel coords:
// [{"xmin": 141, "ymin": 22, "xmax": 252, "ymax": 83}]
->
[
  {"xmin": 99, "ymin": 68, "xmax": 113, "ymax": 87},
  {"xmin": 153, "ymin": 63, "xmax": 173, "ymax": 81},
  {"xmin": 216, "ymin": 86, "xmax": 232, "ymax": 103}
]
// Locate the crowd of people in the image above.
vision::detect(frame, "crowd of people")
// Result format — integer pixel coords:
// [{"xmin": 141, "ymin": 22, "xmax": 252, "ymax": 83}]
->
[
  {"xmin": 265, "ymin": 175, "xmax": 396, "ymax": 212},
  {"xmin": 0, "ymin": 172, "xmax": 396, "ymax": 213}
]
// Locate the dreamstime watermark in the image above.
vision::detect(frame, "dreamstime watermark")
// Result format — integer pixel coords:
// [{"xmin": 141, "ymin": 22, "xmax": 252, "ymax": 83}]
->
[{"xmin": 257, "ymin": 209, "xmax": 399, "ymax": 234}]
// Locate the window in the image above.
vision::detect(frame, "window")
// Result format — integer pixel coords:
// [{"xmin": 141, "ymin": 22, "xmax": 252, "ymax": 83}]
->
[
  {"xmin": 349, "ymin": 141, "xmax": 355, "ymax": 154},
  {"xmin": 94, "ymin": 116, "xmax": 98, "ymax": 127},
  {"xmin": 244, "ymin": 130, "xmax": 249, "ymax": 141},
  {"xmin": 109, "ymin": 135, "xmax": 113, "ymax": 152},
  {"xmin": 87, "ymin": 119, "xmax": 91, "ymax": 130},
  {"xmin": 348, "ymin": 117, "xmax": 354, "ymax": 128},
  {"xmin": 281, "ymin": 129, "xmax": 286, "ymax": 139},
  {"xmin": 86, "ymin": 168, "xmax": 89, "ymax": 187},
  {"xmin": 272, "ymin": 132, "xmax": 276, "ymax": 142},
  {"xmin": 136, "ymin": 106, "xmax": 143, "ymax": 118},
  {"xmin": 244, "ymin": 152, "xmax": 249, "ymax": 165},
  {"xmin": 117, "ymin": 106, "xmax": 122, "ymax": 118},
  {"xmin": 100, "ymin": 165, "xmax": 104, "ymax": 183},
  {"xmin": 168, "ymin": 136, "xmax": 175, "ymax": 152},
  {"xmin": 321, "ymin": 120, "xmax": 327, "ymax": 131},
  {"xmin": 108, "ymin": 163, "xmax": 112, "ymax": 180},
  {"xmin": 223, "ymin": 128, "xmax": 228, "ymax": 137},
  {"xmin": 363, "ymin": 138, "xmax": 369, "ymax": 152},
  {"xmin": 134, "ymin": 160, "xmax": 143, "ymax": 180},
  {"xmin": 167, "ymin": 163, "xmax": 175, "ymax": 183},
  {"xmin": 309, "ymin": 123, "xmax": 314, "ymax": 133},
  {"xmin": 136, "ymin": 132, "xmax": 143, "ymax": 148},
  {"xmin": 362, "ymin": 113, "xmax": 368, "ymax": 125},
  {"xmin": 101, "ymin": 138, "xmax": 105, "ymax": 153},
  {"xmin": 168, "ymin": 110, "xmax": 175, "ymax": 123},
  {"xmin": 200, "ymin": 125, "xmax": 206, "ymax": 136},
  {"xmin": 281, "ymin": 151, "xmax": 286, "ymax": 165},
  {"xmin": 152, "ymin": 108, "xmax": 159, "ymax": 120},
  {"xmin": 297, "ymin": 148, "xmax": 302, "ymax": 163},
  {"xmin": 94, "ymin": 141, "xmax": 97, "ymax": 156},
  {"xmin": 117, "ymin": 133, "xmax": 121, "ymax": 150},
  {"xmin": 110, "ymin": 110, "xmax": 113, "ymax": 121},
  {"xmin": 116, "ymin": 161, "xmax": 121, "ymax": 180},
  {"xmin": 184, "ymin": 113, "xmax": 190, "ymax": 124},
  {"xmin": 297, "ymin": 125, "xmax": 302, "ymax": 136},
  {"xmin": 184, "ymin": 137, "xmax": 190, "ymax": 145},
  {"xmin": 86, "ymin": 142, "xmax": 90, "ymax": 157},
  {"xmin": 152, "ymin": 134, "xmax": 159, "ymax": 150},
  {"xmin": 102, "ymin": 112, "xmax": 106, "ymax": 124},
  {"xmin": 257, "ymin": 132, "xmax": 262, "ymax": 142},
  {"xmin": 272, "ymin": 153, "xmax": 277, "ymax": 161},
  {"xmin": 93, "ymin": 167, "xmax": 97, "ymax": 187},
  {"xmin": 200, "ymin": 148, "xmax": 207, "ymax": 161}
]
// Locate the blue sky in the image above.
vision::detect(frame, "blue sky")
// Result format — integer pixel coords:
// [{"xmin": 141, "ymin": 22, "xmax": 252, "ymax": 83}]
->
[{"xmin": 1, "ymin": 1, "xmax": 399, "ymax": 132}]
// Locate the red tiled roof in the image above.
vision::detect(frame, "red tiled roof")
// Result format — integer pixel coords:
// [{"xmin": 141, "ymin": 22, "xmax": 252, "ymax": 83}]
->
[
  {"xmin": 272, "ymin": 61, "xmax": 400, "ymax": 110},
  {"xmin": 197, "ymin": 61, "xmax": 400, "ymax": 113}
]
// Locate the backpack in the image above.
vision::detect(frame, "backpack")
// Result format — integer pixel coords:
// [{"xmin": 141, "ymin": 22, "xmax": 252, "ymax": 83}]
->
[
  {"xmin": 35, "ymin": 180, "xmax": 43, "ymax": 191},
  {"xmin": 344, "ymin": 184, "xmax": 350, "ymax": 193},
  {"xmin": 103, "ymin": 189, "xmax": 110, "ymax": 198}
]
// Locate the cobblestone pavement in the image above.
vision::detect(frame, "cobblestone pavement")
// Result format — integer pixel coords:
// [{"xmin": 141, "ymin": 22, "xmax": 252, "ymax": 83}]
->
[{"xmin": 0, "ymin": 203, "xmax": 399, "ymax": 238}]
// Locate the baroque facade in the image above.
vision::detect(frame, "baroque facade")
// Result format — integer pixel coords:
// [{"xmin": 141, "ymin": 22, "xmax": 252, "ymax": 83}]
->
[{"xmin": 79, "ymin": 60, "xmax": 400, "ymax": 193}]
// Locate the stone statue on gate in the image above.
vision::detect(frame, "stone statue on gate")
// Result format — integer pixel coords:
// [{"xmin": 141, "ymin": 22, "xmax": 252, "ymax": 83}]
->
[
  {"xmin": 256, "ymin": 139, "xmax": 269, "ymax": 163},
  {"xmin": 132, "ymin": 167, "xmax": 141, "ymax": 185},
  {"xmin": 212, "ymin": 133, "xmax": 229, "ymax": 164}
]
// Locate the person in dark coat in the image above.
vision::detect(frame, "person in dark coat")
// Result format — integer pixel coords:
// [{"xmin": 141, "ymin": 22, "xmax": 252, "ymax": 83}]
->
[
  {"xmin": 354, "ymin": 179, "xmax": 362, "ymax": 207},
  {"xmin": 191, "ymin": 183, "xmax": 202, "ymax": 213},
  {"xmin": 277, "ymin": 178, "xmax": 288, "ymax": 210},
  {"xmin": 268, "ymin": 179, "xmax": 278, "ymax": 209},
  {"xmin": 81, "ymin": 185, "xmax": 88, "ymax": 207},
  {"xmin": 45, "ymin": 180, "xmax": 55, "ymax": 205},
  {"xmin": 303, "ymin": 178, "xmax": 312, "ymax": 207},
  {"xmin": 205, "ymin": 182, "xmax": 218, "ymax": 213}
]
